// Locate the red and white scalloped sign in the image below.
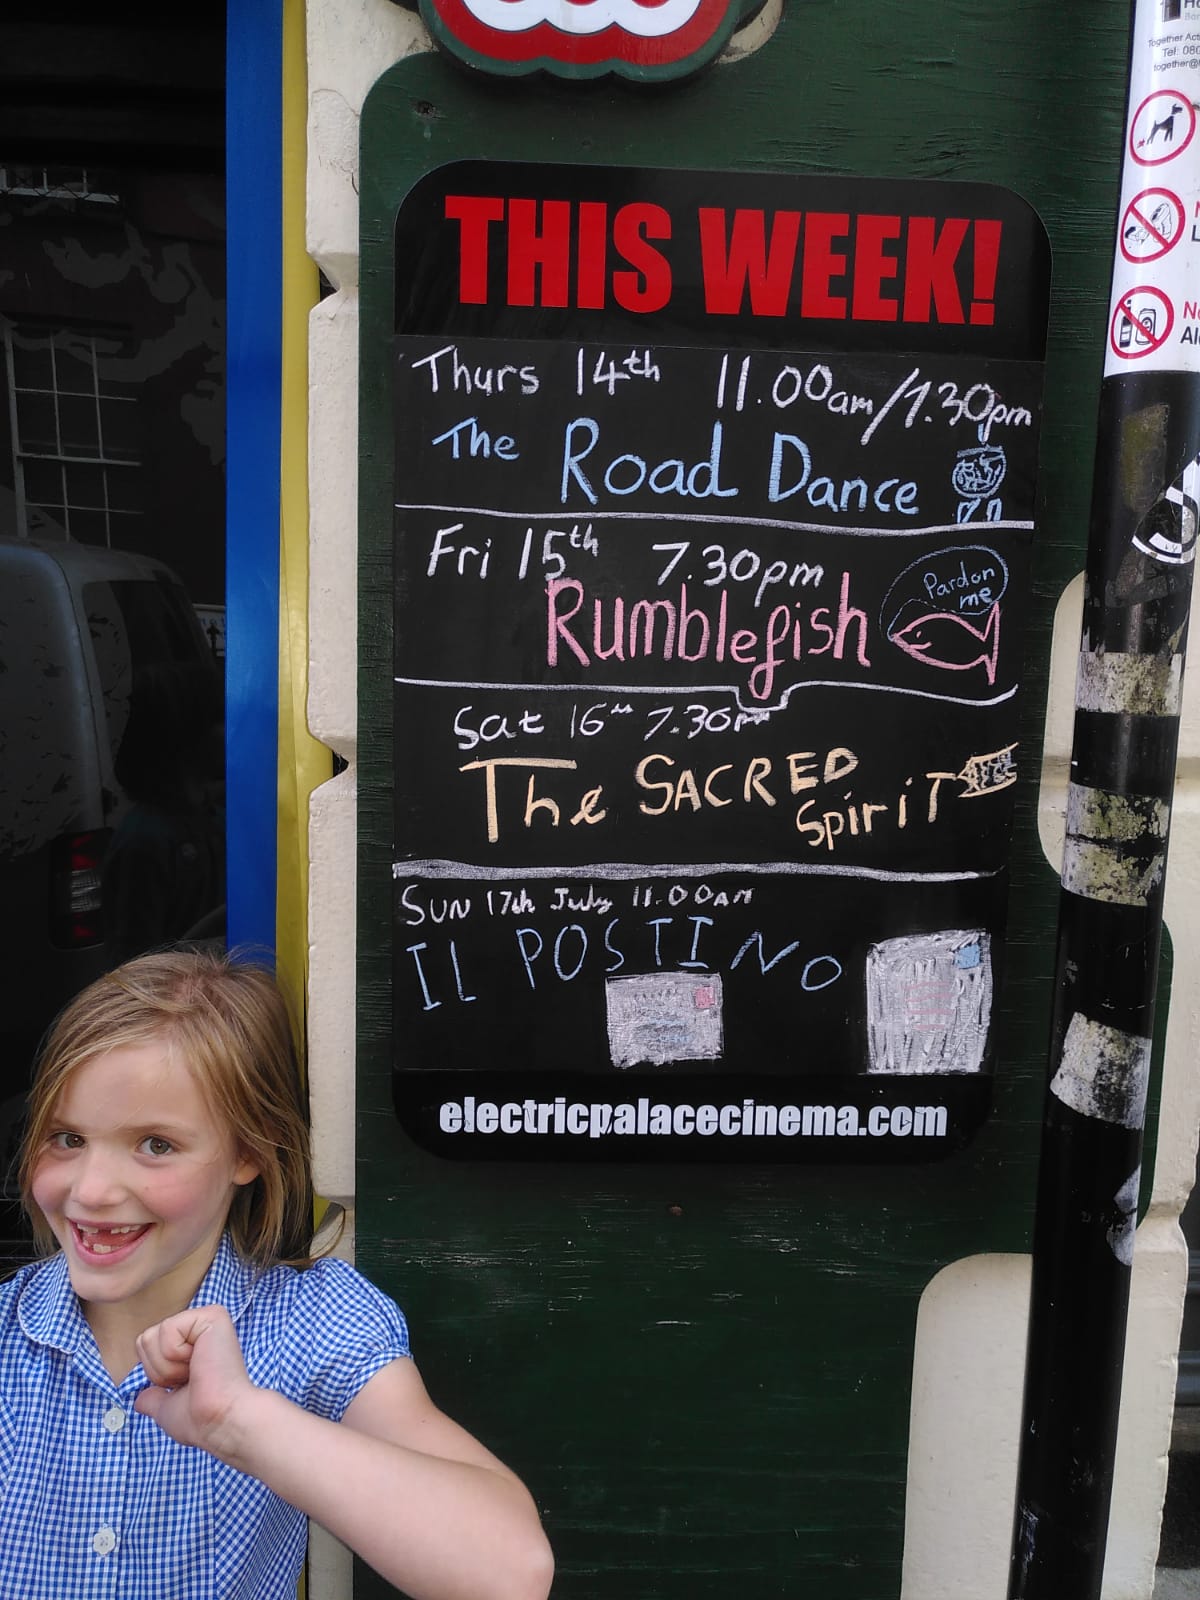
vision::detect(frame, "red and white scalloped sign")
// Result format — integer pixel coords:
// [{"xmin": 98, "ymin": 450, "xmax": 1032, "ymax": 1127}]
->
[{"xmin": 422, "ymin": 0, "xmax": 744, "ymax": 77}]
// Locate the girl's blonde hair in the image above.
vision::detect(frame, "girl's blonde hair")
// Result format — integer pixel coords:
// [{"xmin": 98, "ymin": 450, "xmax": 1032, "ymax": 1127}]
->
[{"xmin": 19, "ymin": 949, "xmax": 315, "ymax": 1268}]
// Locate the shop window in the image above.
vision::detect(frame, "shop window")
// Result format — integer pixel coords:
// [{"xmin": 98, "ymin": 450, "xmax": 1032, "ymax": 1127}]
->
[
  {"xmin": 0, "ymin": 165, "xmax": 120, "ymax": 205},
  {"xmin": 3, "ymin": 321, "xmax": 142, "ymax": 545}
]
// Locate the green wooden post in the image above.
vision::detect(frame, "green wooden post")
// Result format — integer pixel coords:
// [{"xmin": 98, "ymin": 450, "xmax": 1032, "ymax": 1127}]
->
[{"xmin": 355, "ymin": 6, "xmax": 1163, "ymax": 1595}]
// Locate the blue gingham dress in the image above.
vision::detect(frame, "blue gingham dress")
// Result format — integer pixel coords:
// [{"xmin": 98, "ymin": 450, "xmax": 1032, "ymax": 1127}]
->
[{"xmin": 0, "ymin": 1235, "xmax": 410, "ymax": 1599}]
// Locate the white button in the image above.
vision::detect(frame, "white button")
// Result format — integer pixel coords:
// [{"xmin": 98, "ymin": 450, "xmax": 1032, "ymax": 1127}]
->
[
  {"xmin": 102, "ymin": 1406, "xmax": 125, "ymax": 1434},
  {"xmin": 91, "ymin": 1527, "xmax": 117, "ymax": 1557}
]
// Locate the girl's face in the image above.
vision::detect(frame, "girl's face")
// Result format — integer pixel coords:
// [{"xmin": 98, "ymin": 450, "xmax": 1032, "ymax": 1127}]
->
[{"xmin": 30, "ymin": 1039, "xmax": 258, "ymax": 1331}]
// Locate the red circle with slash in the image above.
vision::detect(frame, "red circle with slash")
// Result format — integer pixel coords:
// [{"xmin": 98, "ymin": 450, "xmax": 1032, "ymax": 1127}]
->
[
  {"xmin": 1109, "ymin": 286, "xmax": 1174, "ymax": 360},
  {"xmin": 1130, "ymin": 91, "xmax": 1196, "ymax": 166},
  {"xmin": 1120, "ymin": 187, "xmax": 1185, "ymax": 262}
]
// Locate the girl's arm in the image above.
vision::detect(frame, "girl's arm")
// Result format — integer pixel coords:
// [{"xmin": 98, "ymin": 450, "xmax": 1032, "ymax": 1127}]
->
[{"xmin": 134, "ymin": 1306, "xmax": 554, "ymax": 1600}]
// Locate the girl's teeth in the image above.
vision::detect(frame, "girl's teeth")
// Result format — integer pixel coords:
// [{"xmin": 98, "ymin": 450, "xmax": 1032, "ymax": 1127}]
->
[{"xmin": 74, "ymin": 1224, "xmax": 145, "ymax": 1253}]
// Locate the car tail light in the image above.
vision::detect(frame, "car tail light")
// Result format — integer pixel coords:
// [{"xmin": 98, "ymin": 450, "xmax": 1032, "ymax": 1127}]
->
[{"xmin": 49, "ymin": 830, "xmax": 110, "ymax": 948}]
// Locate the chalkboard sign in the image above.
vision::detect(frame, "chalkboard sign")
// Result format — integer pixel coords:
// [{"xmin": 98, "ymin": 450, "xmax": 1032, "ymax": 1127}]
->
[{"xmin": 390, "ymin": 161, "xmax": 1051, "ymax": 1161}]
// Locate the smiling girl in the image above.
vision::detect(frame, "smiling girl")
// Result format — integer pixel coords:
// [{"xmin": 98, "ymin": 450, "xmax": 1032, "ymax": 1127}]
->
[{"xmin": 1, "ymin": 950, "xmax": 554, "ymax": 1600}]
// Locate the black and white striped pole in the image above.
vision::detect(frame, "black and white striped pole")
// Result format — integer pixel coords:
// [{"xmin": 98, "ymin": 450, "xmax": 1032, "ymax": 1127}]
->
[{"xmin": 1008, "ymin": 4, "xmax": 1200, "ymax": 1596}]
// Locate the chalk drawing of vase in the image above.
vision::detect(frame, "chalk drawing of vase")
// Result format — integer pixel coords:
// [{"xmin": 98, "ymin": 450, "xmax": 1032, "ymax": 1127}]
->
[{"xmin": 952, "ymin": 445, "xmax": 1006, "ymax": 523}]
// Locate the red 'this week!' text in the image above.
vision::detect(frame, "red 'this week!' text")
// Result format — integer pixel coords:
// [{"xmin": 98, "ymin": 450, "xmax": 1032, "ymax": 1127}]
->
[{"xmin": 443, "ymin": 195, "xmax": 1003, "ymax": 327}]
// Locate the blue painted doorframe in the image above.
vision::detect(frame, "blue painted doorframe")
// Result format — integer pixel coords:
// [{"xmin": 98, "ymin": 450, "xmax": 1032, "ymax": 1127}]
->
[{"xmin": 225, "ymin": 0, "xmax": 282, "ymax": 954}]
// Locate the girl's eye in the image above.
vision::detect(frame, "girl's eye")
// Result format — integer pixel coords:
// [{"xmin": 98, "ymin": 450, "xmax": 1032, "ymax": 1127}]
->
[
  {"xmin": 50, "ymin": 1132, "xmax": 84, "ymax": 1151},
  {"xmin": 139, "ymin": 1136, "xmax": 174, "ymax": 1157}
]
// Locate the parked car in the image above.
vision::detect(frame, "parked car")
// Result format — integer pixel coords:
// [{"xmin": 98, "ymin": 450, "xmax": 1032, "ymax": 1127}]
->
[{"xmin": 0, "ymin": 531, "xmax": 221, "ymax": 1249}]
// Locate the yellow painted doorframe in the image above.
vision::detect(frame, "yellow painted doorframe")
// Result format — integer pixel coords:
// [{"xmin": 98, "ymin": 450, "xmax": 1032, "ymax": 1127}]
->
[{"xmin": 278, "ymin": 0, "xmax": 327, "ymax": 1009}]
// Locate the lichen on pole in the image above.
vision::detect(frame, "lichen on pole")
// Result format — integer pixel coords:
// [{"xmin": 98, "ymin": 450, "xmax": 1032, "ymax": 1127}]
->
[{"xmin": 1008, "ymin": 3, "xmax": 1200, "ymax": 1594}]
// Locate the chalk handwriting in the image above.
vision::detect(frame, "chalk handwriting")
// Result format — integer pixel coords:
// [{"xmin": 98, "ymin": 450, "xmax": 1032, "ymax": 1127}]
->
[
  {"xmin": 860, "ymin": 366, "xmax": 1032, "ymax": 446},
  {"xmin": 453, "ymin": 704, "xmax": 546, "ymax": 752},
  {"xmin": 546, "ymin": 571, "xmax": 870, "ymax": 702},
  {"xmin": 576, "ymin": 347, "xmax": 661, "ymax": 395},
  {"xmin": 431, "ymin": 415, "xmax": 520, "ymax": 461},
  {"xmin": 428, "ymin": 524, "xmax": 493, "ymax": 579},
  {"xmin": 651, "ymin": 540, "xmax": 824, "ymax": 606},
  {"xmin": 391, "ymin": 327, "xmax": 1042, "ymax": 1101},
  {"xmin": 642, "ymin": 702, "xmax": 770, "ymax": 740},
  {"xmin": 767, "ymin": 434, "xmax": 919, "ymax": 512},
  {"xmin": 453, "ymin": 738, "xmax": 996, "ymax": 855},
  {"xmin": 517, "ymin": 522, "xmax": 598, "ymax": 580},
  {"xmin": 562, "ymin": 417, "xmax": 738, "ymax": 504},
  {"xmin": 409, "ymin": 343, "xmax": 540, "ymax": 397}
]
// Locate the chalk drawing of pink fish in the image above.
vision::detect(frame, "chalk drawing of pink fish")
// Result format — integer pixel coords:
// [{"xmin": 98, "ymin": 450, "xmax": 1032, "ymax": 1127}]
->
[{"xmin": 889, "ymin": 601, "xmax": 1001, "ymax": 684}]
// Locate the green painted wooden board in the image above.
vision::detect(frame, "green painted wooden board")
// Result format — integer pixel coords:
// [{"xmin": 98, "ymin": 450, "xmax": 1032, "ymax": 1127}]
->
[{"xmin": 356, "ymin": 5, "xmax": 1166, "ymax": 1594}]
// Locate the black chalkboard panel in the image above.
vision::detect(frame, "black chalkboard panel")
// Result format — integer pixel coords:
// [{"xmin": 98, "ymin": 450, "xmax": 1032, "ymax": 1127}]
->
[{"xmin": 390, "ymin": 161, "xmax": 1050, "ymax": 1161}]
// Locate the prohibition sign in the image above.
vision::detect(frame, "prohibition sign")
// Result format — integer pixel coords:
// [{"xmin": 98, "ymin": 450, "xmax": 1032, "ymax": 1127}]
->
[
  {"xmin": 1121, "ymin": 187, "xmax": 1185, "ymax": 263},
  {"xmin": 1131, "ymin": 90, "xmax": 1197, "ymax": 166},
  {"xmin": 1110, "ymin": 286, "xmax": 1174, "ymax": 360}
]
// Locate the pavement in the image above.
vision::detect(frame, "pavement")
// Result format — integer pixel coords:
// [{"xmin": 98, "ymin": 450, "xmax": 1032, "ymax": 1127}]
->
[
  {"xmin": 1156, "ymin": 1575, "xmax": 1200, "ymax": 1598},
  {"xmin": 1156, "ymin": 1413, "xmax": 1200, "ymax": 1598}
]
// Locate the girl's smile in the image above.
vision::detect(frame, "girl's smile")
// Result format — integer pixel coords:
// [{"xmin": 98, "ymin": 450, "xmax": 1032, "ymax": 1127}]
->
[
  {"xmin": 69, "ymin": 1220, "xmax": 153, "ymax": 1263},
  {"xmin": 31, "ymin": 1040, "xmax": 259, "ymax": 1347}
]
